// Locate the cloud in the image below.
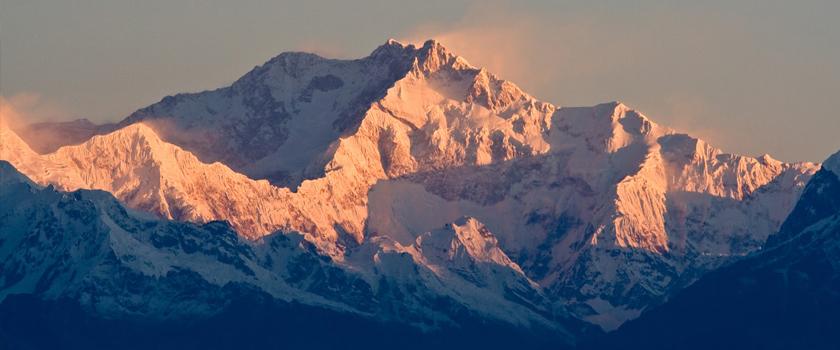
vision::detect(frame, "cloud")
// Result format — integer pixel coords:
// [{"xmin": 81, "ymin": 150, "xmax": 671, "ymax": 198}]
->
[
  {"xmin": 656, "ymin": 94, "xmax": 730, "ymax": 148},
  {"xmin": 0, "ymin": 93, "xmax": 73, "ymax": 126},
  {"xmin": 0, "ymin": 95, "xmax": 28, "ymax": 129}
]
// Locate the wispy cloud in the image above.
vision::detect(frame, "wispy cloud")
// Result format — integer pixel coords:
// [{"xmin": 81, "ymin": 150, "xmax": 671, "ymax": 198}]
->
[
  {"xmin": 395, "ymin": 2, "xmax": 642, "ymax": 102},
  {"xmin": 398, "ymin": 2, "xmax": 562, "ymax": 93},
  {"xmin": 0, "ymin": 93, "xmax": 73, "ymax": 127}
]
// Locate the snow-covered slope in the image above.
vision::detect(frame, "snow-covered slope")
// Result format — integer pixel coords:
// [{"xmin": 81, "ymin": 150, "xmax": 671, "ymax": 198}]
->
[
  {"xmin": 590, "ymin": 151, "xmax": 840, "ymax": 349},
  {"xmin": 0, "ymin": 117, "xmax": 85, "ymax": 188},
  {"xmin": 366, "ymin": 101, "xmax": 816, "ymax": 329},
  {"xmin": 0, "ymin": 160, "xmax": 307, "ymax": 317},
  {"xmin": 2, "ymin": 39, "xmax": 819, "ymax": 331},
  {"xmin": 2, "ymin": 122, "xmax": 298, "ymax": 238},
  {"xmin": 0, "ymin": 161, "xmax": 595, "ymax": 341},
  {"xmin": 117, "ymin": 40, "xmax": 419, "ymax": 187}
]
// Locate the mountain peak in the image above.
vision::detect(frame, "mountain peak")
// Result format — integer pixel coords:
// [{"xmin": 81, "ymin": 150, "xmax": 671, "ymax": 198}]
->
[
  {"xmin": 383, "ymin": 38, "xmax": 409, "ymax": 48},
  {"xmin": 115, "ymin": 122, "xmax": 161, "ymax": 138},
  {"xmin": 823, "ymin": 150, "xmax": 840, "ymax": 176},
  {"xmin": 415, "ymin": 39, "xmax": 472, "ymax": 72},
  {"xmin": 0, "ymin": 119, "xmax": 43, "ymax": 165},
  {"xmin": 415, "ymin": 217, "xmax": 516, "ymax": 267},
  {"xmin": 368, "ymin": 38, "xmax": 412, "ymax": 59},
  {"xmin": 758, "ymin": 153, "xmax": 781, "ymax": 166},
  {"xmin": 420, "ymin": 38, "xmax": 443, "ymax": 50},
  {"xmin": 371, "ymin": 38, "xmax": 471, "ymax": 71},
  {"xmin": 85, "ymin": 122, "xmax": 166, "ymax": 151}
]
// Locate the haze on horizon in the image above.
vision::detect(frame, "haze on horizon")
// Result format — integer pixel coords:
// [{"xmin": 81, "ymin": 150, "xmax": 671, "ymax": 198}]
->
[{"xmin": 1, "ymin": 0, "xmax": 838, "ymax": 163}]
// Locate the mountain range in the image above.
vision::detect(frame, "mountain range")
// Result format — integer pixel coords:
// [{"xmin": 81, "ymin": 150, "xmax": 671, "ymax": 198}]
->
[{"xmin": 0, "ymin": 39, "xmax": 835, "ymax": 348}]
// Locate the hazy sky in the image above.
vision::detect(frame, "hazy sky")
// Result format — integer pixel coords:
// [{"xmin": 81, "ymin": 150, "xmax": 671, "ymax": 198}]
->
[{"xmin": 1, "ymin": 0, "xmax": 838, "ymax": 162}]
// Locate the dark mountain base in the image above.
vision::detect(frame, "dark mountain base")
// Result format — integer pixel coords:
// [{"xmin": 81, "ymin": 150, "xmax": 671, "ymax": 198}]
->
[
  {"xmin": 0, "ymin": 294, "xmax": 576, "ymax": 350},
  {"xmin": 581, "ymin": 249, "xmax": 840, "ymax": 350}
]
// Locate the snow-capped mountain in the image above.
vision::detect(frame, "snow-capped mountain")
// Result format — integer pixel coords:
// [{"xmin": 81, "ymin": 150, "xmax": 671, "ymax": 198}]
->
[
  {"xmin": 1, "ymin": 121, "xmax": 300, "ymax": 238},
  {"xmin": 0, "ymin": 160, "xmax": 594, "ymax": 348},
  {"xmin": 0, "ymin": 160, "xmax": 327, "ymax": 317},
  {"xmin": 2, "ymin": 39, "xmax": 819, "ymax": 333},
  {"xmin": 366, "ymin": 107, "xmax": 816, "ymax": 328},
  {"xmin": 118, "ymin": 39, "xmax": 424, "ymax": 187},
  {"xmin": 589, "ymin": 151, "xmax": 840, "ymax": 349}
]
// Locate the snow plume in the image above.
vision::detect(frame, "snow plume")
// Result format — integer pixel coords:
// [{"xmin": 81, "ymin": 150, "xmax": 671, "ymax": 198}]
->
[
  {"xmin": 0, "ymin": 94, "xmax": 92, "ymax": 154},
  {"xmin": 0, "ymin": 95, "xmax": 28, "ymax": 129},
  {"xmin": 395, "ymin": 2, "xmax": 635, "ymax": 103},
  {"xmin": 0, "ymin": 93, "xmax": 72, "ymax": 126},
  {"xmin": 398, "ymin": 2, "xmax": 558, "ymax": 94}
]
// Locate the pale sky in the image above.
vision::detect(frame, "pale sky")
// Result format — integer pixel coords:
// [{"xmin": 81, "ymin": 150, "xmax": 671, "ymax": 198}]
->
[{"xmin": 1, "ymin": 0, "xmax": 838, "ymax": 162}]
